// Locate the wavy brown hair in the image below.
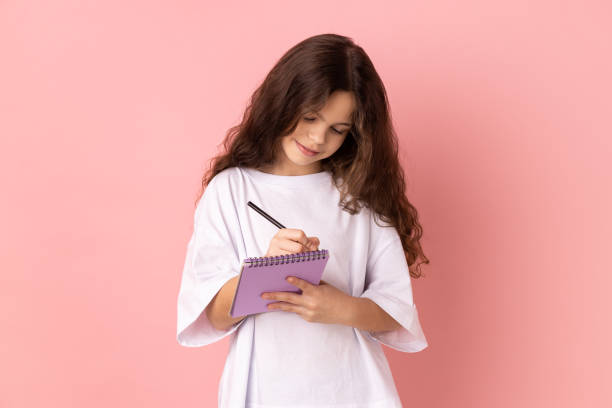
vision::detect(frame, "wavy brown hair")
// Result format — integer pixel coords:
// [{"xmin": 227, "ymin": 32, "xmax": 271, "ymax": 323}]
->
[{"xmin": 195, "ymin": 33, "xmax": 429, "ymax": 278}]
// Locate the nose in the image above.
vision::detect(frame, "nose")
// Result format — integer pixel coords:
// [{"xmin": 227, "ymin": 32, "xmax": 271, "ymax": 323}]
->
[{"xmin": 307, "ymin": 125, "xmax": 326, "ymax": 145}]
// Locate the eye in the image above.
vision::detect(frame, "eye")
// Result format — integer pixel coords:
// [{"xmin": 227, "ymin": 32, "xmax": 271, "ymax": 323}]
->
[{"xmin": 303, "ymin": 116, "xmax": 346, "ymax": 134}]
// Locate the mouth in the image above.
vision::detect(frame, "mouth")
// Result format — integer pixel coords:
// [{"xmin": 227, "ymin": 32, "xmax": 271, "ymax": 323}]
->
[{"xmin": 295, "ymin": 140, "xmax": 319, "ymax": 156}]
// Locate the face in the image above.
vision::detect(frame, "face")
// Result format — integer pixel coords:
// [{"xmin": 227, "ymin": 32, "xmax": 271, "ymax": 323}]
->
[{"xmin": 266, "ymin": 90, "xmax": 355, "ymax": 176}]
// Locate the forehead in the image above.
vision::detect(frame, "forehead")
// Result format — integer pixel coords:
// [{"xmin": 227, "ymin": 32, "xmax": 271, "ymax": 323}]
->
[{"xmin": 312, "ymin": 91, "xmax": 355, "ymax": 125}]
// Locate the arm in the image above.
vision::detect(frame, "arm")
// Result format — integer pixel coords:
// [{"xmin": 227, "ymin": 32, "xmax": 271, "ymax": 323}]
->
[
  {"xmin": 346, "ymin": 296, "xmax": 402, "ymax": 333},
  {"xmin": 205, "ymin": 276, "xmax": 247, "ymax": 331}
]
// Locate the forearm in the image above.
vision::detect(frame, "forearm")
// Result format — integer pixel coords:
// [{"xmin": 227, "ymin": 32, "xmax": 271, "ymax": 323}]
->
[
  {"xmin": 345, "ymin": 296, "xmax": 402, "ymax": 333},
  {"xmin": 205, "ymin": 276, "xmax": 247, "ymax": 331}
]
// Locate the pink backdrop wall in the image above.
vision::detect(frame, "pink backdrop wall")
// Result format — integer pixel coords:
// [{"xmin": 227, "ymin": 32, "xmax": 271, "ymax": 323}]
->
[{"xmin": 1, "ymin": 1, "xmax": 609, "ymax": 407}]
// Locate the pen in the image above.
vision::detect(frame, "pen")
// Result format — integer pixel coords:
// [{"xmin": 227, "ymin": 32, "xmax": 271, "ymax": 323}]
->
[{"xmin": 247, "ymin": 201, "xmax": 286, "ymax": 229}]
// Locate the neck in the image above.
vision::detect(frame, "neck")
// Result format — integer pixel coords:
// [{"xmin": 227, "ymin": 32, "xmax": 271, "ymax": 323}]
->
[{"xmin": 258, "ymin": 161, "xmax": 322, "ymax": 176}]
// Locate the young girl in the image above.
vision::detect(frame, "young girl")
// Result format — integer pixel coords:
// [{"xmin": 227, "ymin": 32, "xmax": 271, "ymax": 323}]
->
[{"xmin": 177, "ymin": 33, "xmax": 429, "ymax": 407}]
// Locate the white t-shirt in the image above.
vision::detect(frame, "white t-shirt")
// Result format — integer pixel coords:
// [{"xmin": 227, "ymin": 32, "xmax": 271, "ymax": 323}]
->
[{"xmin": 176, "ymin": 166, "xmax": 428, "ymax": 407}]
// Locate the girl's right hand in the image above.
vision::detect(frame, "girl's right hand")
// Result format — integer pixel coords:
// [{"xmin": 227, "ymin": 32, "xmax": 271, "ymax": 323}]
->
[{"xmin": 265, "ymin": 228, "xmax": 320, "ymax": 257}]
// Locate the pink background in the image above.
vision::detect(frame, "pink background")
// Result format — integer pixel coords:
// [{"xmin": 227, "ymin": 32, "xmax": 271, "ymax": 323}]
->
[{"xmin": 1, "ymin": 1, "xmax": 609, "ymax": 407}]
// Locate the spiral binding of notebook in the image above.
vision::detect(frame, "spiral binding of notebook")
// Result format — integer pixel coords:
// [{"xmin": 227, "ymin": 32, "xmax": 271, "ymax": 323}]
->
[{"xmin": 244, "ymin": 249, "xmax": 329, "ymax": 267}]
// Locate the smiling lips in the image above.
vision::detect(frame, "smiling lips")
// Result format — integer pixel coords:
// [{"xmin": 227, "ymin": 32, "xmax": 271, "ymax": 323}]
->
[{"xmin": 296, "ymin": 140, "xmax": 319, "ymax": 156}]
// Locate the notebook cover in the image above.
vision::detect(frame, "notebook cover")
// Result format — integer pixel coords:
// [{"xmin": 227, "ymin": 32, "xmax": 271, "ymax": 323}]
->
[{"xmin": 230, "ymin": 249, "xmax": 330, "ymax": 317}]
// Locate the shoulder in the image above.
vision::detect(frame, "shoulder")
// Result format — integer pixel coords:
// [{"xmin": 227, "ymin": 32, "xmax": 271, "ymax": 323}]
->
[
  {"xmin": 365, "ymin": 208, "xmax": 403, "ymax": 264},
  {"xmin": 369, "ymin": 208, "xmax": 394, "ymax": 228},
  {"xmin": 204, "ymin": 166, "xmax": 244, "ymax": 196},
  {"xmin": 367, "ymin": 207, "xmax": 399, "ymax": 243},
  {"xmin": 196, "ymin": 167, "xmax": 242, "ymax": 216},
  {"xmin": 208, "ymin": 166, "xmax": 241, "ymax": 186}
]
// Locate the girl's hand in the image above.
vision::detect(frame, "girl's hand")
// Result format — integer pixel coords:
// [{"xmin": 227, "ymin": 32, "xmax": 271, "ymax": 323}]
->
[
  {"xmin": 261, "ymin": 277, "xmax": 353, "ymax": 325},
  {"xmin": 265, "ymin": 228, "xmax": 319, "ymax": 257}
]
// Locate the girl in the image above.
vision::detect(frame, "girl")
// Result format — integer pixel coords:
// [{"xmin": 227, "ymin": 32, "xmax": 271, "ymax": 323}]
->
[{"xmin": 177, "ymin": 33, "xmax": 429, "ymax": 407}]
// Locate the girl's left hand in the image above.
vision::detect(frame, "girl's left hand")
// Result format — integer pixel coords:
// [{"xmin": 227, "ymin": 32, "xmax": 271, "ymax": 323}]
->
[{"xmin": 261, "ymin": 277, "xmax": 353, "ymax": 325}]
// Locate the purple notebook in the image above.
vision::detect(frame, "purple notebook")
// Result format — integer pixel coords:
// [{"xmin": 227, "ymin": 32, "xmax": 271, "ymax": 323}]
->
[{"xmin": 230, "ymin": 249, "xmax": 330, "ymax": 317}]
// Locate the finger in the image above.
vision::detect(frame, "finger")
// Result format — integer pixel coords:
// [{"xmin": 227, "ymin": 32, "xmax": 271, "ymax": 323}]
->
[
  {"xmin": 267, "ymin": 301, "xmax": 307, "ymax": 315},
  {"xmin": 279, "ymin": 228, "xmax": 310, "ymax": 248},
  {"xmin": 262, "ymin": 290, "xmax": 302, "ymax": 304},
  {"xmin": 278, "ymin": 238, "xmax": 305, "ymax": 253},
  {"xmin": 286, "ymin": 276, "xmax": 313, "ymax": 292},
  {"xmin": 307, "ymin": 237, "xmax": 320, "ymax": 250},
  {"xmin": 266, "ymin": 248, "xmax": 295, "ymax": 257}
]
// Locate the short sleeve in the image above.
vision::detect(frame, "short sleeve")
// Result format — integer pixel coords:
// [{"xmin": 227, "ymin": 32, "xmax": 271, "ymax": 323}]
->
[
  {"xmin": 176, "ymin": 174, "xmax": 247, "ymax": 347},
  {"xmin": 358, "ymin": 211, "xmax": 428, "ymax": 353}
]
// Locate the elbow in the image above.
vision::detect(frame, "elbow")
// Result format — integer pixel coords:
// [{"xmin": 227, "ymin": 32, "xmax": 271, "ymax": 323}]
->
[{"xmin": 390, "ymin": 317, "xmax": 402, "ymax": 331}]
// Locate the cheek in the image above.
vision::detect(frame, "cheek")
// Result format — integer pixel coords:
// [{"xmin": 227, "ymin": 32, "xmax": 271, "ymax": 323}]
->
[
  {"xmin": 281, "ymin": 136, "xmax": 294, "ymax": 152},
  {"xmin": 329, "ymin": 135, "xmax": 348, "ymax": 153}
]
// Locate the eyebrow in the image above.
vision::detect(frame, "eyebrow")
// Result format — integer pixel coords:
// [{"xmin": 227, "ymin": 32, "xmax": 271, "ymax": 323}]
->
[{"xmin": 313, "ymin": 111, "xmax": 352, "ymax": 127}]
